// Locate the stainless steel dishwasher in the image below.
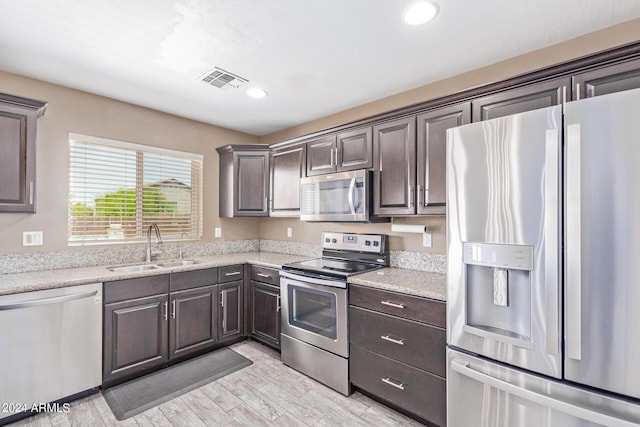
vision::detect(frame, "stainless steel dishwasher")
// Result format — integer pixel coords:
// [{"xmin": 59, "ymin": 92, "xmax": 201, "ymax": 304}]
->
[{"xmin": 0, "ymin": 282, "xmax": 102, "ymax": 424}]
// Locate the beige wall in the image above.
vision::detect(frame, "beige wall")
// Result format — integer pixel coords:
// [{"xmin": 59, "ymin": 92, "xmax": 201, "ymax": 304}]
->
[
  {"xmin": 0, "ymin": 71, "xmax": 260, "ymax": 254},
  {"xmin": 258, "ymin": 19, "xmax": 640, "ymax": 255}
]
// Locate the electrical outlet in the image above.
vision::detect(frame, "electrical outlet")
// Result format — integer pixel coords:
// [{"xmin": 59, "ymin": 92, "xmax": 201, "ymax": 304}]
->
[
  {"xmin": 214, "ymin": 227, "xmax": 222, "ymax": 238},
  {"xmin": 23, "ymin": 231, "xmax": 43, "ymax": 246},
  {"xmin": 287, "ymin": 227, "xmax": 293, "ymax": 238},
  {"xmin": 423, "ymin": 232, "xmax": 432, "ymax": 248}
]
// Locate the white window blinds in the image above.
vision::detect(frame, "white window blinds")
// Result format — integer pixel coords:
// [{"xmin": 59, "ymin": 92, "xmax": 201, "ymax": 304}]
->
[{"xmin": 68, "ymin": 133, "xmax": 203, "ymax": 245}]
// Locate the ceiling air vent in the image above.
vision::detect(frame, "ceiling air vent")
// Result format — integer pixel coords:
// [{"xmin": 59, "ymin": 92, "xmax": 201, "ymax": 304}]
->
[{"xmin": 198, "ymin": 67, "xmax": 248, "ymax": 90}]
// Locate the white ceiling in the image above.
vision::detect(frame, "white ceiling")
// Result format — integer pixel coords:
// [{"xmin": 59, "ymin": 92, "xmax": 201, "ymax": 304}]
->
[{"xmin": 1, "ymin": 1, "xmax": 639, "ymax": 136}]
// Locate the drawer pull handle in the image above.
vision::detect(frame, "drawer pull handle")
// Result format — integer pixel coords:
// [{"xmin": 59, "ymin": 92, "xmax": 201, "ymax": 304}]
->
[
  {"xmin": 257, "ymin": 273, "xmax": 271, "ymax": 278},
  {"xmin": 381, "ymin": 300, "xmax": 405, "ymax": 309},
  {"xmin": 381, "ymin": 377, "xmax": 405, "ymax": 391},
  {"xmin": 225, "ymin": 271, "xmax": 242, "ymax": 276},
  {"xmin": 381, "ymin": 335, "xmax": 405, "ymax": 345}
]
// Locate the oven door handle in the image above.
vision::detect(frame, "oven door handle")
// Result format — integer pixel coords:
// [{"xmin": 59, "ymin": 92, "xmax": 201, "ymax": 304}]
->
[{"xmin": 280, "ymin": 270, "xmax": 347, "ymax": 288}]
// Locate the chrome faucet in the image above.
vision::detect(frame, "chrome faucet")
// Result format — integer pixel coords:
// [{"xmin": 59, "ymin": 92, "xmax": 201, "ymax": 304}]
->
[
  {"xmin": 179, "ymin": 232, "xmax": 188, "ymax": 260},
  {"xmin": 145, "ymin": 223, "xmax": 163, "ymax": 263}
]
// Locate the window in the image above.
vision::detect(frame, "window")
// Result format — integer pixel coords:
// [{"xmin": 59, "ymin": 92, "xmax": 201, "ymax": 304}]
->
[{"xmin": 68, "ymin": 133, "xmax": 203, "ymax": 245}]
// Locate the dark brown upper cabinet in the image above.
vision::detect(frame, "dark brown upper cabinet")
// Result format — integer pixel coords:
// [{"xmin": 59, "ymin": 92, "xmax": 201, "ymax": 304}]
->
[
  {"xmin": 336, "ymin": 126, "xmax": 373, "ymax": 171},
  {"xmin": 472, "ymin": 77, "xmax": 570, "ymax": 121},
  {"xmin": 572, "ymin": 57, "xmax": 640, "ymax": 100},
  {"xmin": 306, "ymin": 126, "xmax": 372, "ymax": 176},
  {"xmin": 217, "ymin": 144, "xmax": 270, "ymax": 217},
  {"xmin": 416, "ymin": 102, "xmax": 471, "ymax": 215},
  {"xmin": 270, "ymin": 142, "xmax": 306, "ymax": 217},
  {"xmin": 306, "ymin": 134, "xmax": 336, "ymax": 176},
  {"xmin": 373, "ymin": 116, "xmax": 416, "ymax": 216},
  {"xmin": 0, "ymin": 93, "xmax": 47, "ymax": 213}
]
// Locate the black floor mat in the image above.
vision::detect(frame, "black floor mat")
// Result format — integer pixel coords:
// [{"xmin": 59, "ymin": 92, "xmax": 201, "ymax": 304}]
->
[{"xmin": 103, "ymin": 347, "xmax": 252, "ymax": 420}]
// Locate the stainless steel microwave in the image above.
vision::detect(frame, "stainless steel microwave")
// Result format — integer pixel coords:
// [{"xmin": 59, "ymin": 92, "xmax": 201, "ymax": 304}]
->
[{"xmin": 300, "ymin": 169, "xmax": 374, "ymax": 222}]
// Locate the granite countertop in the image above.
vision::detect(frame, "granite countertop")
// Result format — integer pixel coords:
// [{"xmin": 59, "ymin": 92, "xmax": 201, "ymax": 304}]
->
[
  {"xmin": 348, "ymin": 267, "xmax": 447, "ymax": 301},
  {"xmin": 0, "ymin": 252, "xmax": 311, "ymax": 296},
  {"xmin": 0, "ymin": 251, "xmax": 447, "ymax": 301}
]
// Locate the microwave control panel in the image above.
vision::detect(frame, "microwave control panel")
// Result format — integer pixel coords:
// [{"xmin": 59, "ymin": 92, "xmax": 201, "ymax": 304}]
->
[{"xmin": 321, "ymin": 232, "xmax": 386, "ymax": 254}]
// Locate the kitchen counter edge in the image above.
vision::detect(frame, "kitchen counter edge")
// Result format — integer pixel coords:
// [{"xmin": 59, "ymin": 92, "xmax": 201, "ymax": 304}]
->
[
  {"xmin": 348, "ymin": 267, "xmax": 447, "ymax": 302},
  {"xmin": 0, "ymin": 252, "xmax": 309, "ymax": 296}
]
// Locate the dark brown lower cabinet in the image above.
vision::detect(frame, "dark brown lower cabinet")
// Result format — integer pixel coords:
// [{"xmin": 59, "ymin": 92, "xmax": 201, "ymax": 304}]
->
[
  {"xmin": 349, "ymin": 285, "xmax": 446, "ymax": 426},
  {"xmin": 350, "ymin": 345, "xmax": 446, "ymax": 427},
  {"xmin": 219, "ymin": 281, "xmax": 243, "ymax": 342},
  {"xmin": 103, "ymin": 293, "xmax": 169, "ymax": 387},
  {"xmin": 248, "ymin": 264, "xmax": 281, "ymax": 349},
  {"xmin": 250, "ymin": 280, "xmax": 281, "ymax": 349},
  {"xmin": 170, "ymin": 284, "xmax": 218, "ymax": 359},
  {"xmin": 104, "ymin": 268, "xmax": 228, "ymax": 388}
]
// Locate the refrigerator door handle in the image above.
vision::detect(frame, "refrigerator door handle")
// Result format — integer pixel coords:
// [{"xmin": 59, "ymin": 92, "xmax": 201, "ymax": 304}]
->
[
  {"xmin": 451, "ymin": 359, "xmax": 639, "ymax": 427},
  {"xmin": 544, "ymin": 129, "xmax": 560, "ymax": 356},
  {"xmin": 566, "ymin": 123, "xmax": 582, "ymax": 360}
]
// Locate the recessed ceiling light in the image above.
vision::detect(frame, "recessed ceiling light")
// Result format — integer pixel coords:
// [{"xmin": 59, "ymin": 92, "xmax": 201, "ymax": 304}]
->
[
  {"xmin": 403, "ymin": 1, "xmax": 439, "ymax": 25},
  {"xmin": 247, "ymin": 87, "xmax": 268, "ymax": 99}
]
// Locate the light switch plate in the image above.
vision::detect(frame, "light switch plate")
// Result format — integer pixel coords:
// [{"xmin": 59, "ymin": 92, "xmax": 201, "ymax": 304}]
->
[
  {"xmin": 214, "ymin": 227, "xmax": 222, "ymax": 238},
  {"xmin": 423, "ymin": 232, "xmax": 432, "ymax": 247},
  {"xmin": 23, "ymin": 231, "xmax": 43, "ymax": 246},
  {"xmin": 287, "ymin": 227, "xmax": 292, "ymax": 238}
]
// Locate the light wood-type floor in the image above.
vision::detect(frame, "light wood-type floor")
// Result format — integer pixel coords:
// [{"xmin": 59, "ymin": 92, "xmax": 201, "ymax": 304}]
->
[{"xmin": 15, "ymin": 340, "xmax": 425, "ymax": 426}]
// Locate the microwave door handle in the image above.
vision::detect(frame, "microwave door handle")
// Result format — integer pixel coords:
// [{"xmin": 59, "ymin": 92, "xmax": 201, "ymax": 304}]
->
[{"xmin": 348, "ymin": 177, "xmax": 356, "ymax": 214}]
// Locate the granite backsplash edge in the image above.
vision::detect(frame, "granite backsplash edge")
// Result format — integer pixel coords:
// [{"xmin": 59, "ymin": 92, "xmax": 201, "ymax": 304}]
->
[{"xmin": 0, "ymin": 239, "xmax": 446, "ymax": 275}]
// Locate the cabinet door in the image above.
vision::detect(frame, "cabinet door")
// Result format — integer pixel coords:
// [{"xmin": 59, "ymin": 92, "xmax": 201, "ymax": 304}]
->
[
  {"xmin": 0, "ymin": 109, "xmax": 35, "ymax": 212},
  {"xmin": 472, "ymin": 77, "xmax": 570, "ymax": 121},
  {"xmin": 103, "ymin": 294, "xmax": 169, "ymax": 386},
  {"xmin": 572, "ymin": 57, "xmax": 640, "ymax": 100},
  {"xmin": 270, "ymin": 144, "xmax": 306, "ymax": 216},
  {"xmin": 416, "ymin": 102, "xmax": 470, "ymax": 215},
  {"xmin": 306, "ymin": 135, "xmax": 336, "ymax": 176},
  {"xmin": 250, "ymin": 280, "xmax": 281, "ymax": 349},
  {"xmin": 169, "ymin": 284, "xmax": 218, "ymax": 359},
  {"xmin": 234, "ymin": 151, "xmax": 269, "ymax": 216},
  {"xmin": 169, "ymin": 285, "xmax": 218, "ymax": 359},
  {"xmin": 373, "ymin": 116, "xmax": 416, "ymax": 215},
  {"xmin": 219, "ymin": 281, "xmax": 243, "ymax": 342},
  {"xmin": 337, "ymin": 126, "xmax": 373, "ymax": 172}
]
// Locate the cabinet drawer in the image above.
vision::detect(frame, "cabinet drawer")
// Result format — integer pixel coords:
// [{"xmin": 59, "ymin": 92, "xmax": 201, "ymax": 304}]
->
[
  {"xmin": 350, "ymin": 345, "xmax": 446, "ymax": 427},
  {"xmin": 350, "ymin": 284, "xmax": 445, "ymax": 328},
  {"xmin": 104, "ymin": 274, "xmax": 169, "ymax": 304},
  {"xmin": 218, "ymin": 264, "xmax": 244, "ymax": 283},
  {"xmin": 250, "ymin": 265, "xmax": 279, "ymax": 286},
  {"xmin": 350, "ymin": 306, "xmax": 445, "ymax": 377},
  {"xmin": 170, "ymin": 268, "xmax": 218, "ymax": 292}
]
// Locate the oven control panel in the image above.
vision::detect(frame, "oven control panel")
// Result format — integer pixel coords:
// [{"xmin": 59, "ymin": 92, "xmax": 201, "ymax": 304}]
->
[{"xmin": 321, "ymin": 232, "xmax": 386, "ymax": 254}]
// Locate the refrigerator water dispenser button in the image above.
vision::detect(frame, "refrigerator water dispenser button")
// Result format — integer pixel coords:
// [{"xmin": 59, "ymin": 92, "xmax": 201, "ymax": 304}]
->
[{"xmin": 493, "ymin": 268, "xmax": 509, "ymax": 307}]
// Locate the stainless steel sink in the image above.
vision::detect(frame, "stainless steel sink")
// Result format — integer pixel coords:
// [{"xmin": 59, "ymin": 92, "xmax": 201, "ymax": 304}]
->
[
  {"xmin": 156, "ymin": 259, "xmax": 201, "ymax": 268},
  {"xmin": 106, "ymin": 264, "xmax": 162, "ymax": 273}
]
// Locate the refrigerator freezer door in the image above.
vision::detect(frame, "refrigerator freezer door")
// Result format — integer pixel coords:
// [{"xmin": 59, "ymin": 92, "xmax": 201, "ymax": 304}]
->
[
  {"xmin": 447, "ymin": 106, "xmax": 562, "ymax": 378},
  {"xmin": 564, "ymin": 87, "xmax": 640, "ymax": 398},
  {"xmin": 447, "ymin": 348, "xmax": 640, "ymax": 427}
]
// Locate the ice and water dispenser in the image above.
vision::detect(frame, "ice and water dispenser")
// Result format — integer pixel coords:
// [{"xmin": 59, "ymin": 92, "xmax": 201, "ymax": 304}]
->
[{"xmin": 462, "ymin": 242, "xmax": 534, "ymax": 348}]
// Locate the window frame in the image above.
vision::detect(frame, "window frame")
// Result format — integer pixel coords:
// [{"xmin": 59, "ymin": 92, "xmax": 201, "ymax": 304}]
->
[{"xmin": 68, "ymin": 133, "xmax": 203, "ymax": 246}]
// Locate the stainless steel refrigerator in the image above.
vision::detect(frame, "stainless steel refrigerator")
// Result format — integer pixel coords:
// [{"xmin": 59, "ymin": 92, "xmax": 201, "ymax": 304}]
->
[{"xmin": 446, "ymin": 87, "xmax": 640, "ymax": 426}]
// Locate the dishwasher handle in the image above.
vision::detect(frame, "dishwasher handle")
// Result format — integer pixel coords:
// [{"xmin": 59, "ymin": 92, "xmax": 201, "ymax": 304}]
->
[{"xmin": 0, "ymin": 290, "xmax": 98, "ymax": 311}]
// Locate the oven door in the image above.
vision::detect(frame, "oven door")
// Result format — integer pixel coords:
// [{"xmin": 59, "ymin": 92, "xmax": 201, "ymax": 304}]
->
[{"xmin": 280, "ymin": 271, "xmax": 348, "ymax": 358}]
